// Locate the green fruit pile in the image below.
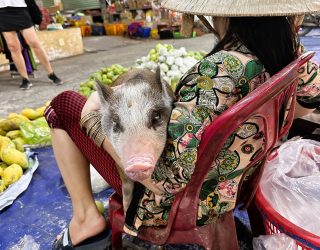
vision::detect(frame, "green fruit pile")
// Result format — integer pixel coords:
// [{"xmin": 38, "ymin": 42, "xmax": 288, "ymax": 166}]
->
[
  {"xmin": 186, "ymin": 51, "xmax": 206, "ymax": 61},
  {"xmin": 79, "ymin": 64, "xmax": 128, "ymax": 98}
]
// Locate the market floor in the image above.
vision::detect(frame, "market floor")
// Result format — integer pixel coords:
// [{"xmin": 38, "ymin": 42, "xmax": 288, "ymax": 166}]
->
[{"xmin": 0, "ymin": 146, "xmax": 252, "ymax": 250}]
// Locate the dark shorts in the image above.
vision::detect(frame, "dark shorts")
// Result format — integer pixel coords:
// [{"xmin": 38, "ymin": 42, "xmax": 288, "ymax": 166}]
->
[
  {"xmin": 44, "ymin": 91, "xmax": 122, "ymax": 195},
  {"xmin": 0, "ymin": 7, "xmax": 33, "ymax": 32}
]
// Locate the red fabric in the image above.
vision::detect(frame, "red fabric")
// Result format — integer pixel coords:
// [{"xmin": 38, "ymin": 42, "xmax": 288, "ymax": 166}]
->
[{"xmin": 44, "ymin": 90, "xmax": 122, "ymax": 195}]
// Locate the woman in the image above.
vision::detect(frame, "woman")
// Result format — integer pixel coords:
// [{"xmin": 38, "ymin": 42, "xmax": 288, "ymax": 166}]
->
[
  {"xmin": 0, "ymin": 0, "xmax": 62, "ymax": 90},
  {"xmin": 46, "ymin": 0, "xmax": 320, "ymax": 249}
]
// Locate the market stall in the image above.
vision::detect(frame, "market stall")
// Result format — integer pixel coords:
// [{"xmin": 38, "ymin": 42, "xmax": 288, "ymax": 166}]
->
[{"xmin": 39, "ymin": 0, "xmax": 208, "ymax": 39}]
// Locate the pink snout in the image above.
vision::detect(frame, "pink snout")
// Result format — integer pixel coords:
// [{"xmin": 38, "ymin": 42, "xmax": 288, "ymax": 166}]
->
[
  {"xmin": 124, "ymin": 156, "xmax": 155, "ymax": 181},
  {"xmin": 125, "ymin": 164, "xmax": 154, "ymax": 181}
]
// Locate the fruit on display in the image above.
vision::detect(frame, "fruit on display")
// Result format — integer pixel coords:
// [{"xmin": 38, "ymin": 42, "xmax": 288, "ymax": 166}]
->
[
  {"xmin": 12, "ymin": 138, "xmax": 25, "ymax": 152},
  {"xmin": 79, "ymin": 64, "xmax": 128, "ymax": 98},
  {"xmin": 135, "ymin": 43, "xmax": 206, "ymax": 90},
  {"xmin": 0, "ymin": 136, "xmax": 15, "ymax": 151},
  {"xmin": 0, "ymin": 135, "xmax": 28, "ymax": 169},
  {"xmin": 0, "ymin": 135, "xmax": 28, "ymax": 193},
  {"xmin": 2, "ymin": 163, "xmax": 23, "ymax": 187},
  {"xmin": 6, "ymin": 130, "xmax": 21, "ymax": 140},
  {"xmin": 77, "ymin": 44, "xmax": 205, "ymax": 97},
  {"xmin": 0, "ymin": 101, "xmax": 51, "ymax": 149},
  {"xmin": 0, "ymin": 101, "xmax": 52, "ymax": 194},
  {"xmin": 36, "ymin": 106, "xmax": 47, "ymax": 117},
  {"xmin": 1, "ymin": 147, "xmax": 28, "ymax": 169},
  {"xmin": 21, "ymin": 108, "xmax": 43, "ymax": 120},
  {"xmin": 95, "ymin": 200, "xmax": 105, "ymax": 214},
  {"xmin": 0, "ymin": 115, "xmax": 29, "ymax": 132}
]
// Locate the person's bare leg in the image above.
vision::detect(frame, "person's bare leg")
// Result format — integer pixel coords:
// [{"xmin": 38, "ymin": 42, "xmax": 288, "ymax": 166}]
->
[
  {"xmin": 2, "ymin": 31, "xmax": 29, "ymax": 79},
  {"xmin": 20, "ymin": 27, "xmax": 53, "ymax": 74},
  {"xmin": 51, "ymin": 128, "xmax": 106, "ymax": 245}
]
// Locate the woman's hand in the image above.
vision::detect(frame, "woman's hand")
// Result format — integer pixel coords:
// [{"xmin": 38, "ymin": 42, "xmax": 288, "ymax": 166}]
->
[{"xmin": 81, "ymin": 91, "xmax": 101, "ymax": 119}]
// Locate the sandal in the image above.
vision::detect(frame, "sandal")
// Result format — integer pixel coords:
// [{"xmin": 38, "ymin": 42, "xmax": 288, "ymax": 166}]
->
[{"xmin": 52, "ymin": 227, "xmax": 111, "ymax": 250}]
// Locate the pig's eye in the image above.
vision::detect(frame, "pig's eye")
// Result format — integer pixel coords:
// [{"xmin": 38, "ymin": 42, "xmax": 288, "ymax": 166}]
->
[
  {"xmin": 112, "ymin": 121, "xmax": 121, "ymax": 134},
  {"xmin": 151, "ymin": 112, "xmax": 162, "ymax": 127}
]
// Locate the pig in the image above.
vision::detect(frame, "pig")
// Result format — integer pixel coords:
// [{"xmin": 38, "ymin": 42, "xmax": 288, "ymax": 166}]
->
[{"xmin": 95, "ymin": 68, "xmax": 175, "ymax": 212}]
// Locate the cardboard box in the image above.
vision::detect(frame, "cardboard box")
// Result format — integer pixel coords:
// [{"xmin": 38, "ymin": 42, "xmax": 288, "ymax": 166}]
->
[{"xmin": 34, "ymin": 28, "xmax": 84, "ymax": 61}]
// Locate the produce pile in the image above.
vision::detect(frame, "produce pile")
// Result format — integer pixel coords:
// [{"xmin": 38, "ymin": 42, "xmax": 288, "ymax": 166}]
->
[
  {"xmin": 79, "ymin": 64, "xmax": 128, "ymax": 98},
  {"xmin": 0, "ymin": 102, "xmax": 50, "ymax": 193},
  {"xmin": 135, "ymin": 44, "xmax": 205, "ymax": 90},
  {"xmin": 78, "ymin": 44, "xmax": 205, "ymax": 97}
]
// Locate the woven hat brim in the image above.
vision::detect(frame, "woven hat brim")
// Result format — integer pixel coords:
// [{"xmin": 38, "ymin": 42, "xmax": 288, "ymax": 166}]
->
[{"xmin": 161, "ymin": 0, "xmax": 320, "ymax": 17}]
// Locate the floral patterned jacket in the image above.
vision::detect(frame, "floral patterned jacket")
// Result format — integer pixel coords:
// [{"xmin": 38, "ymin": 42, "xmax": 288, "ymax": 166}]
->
[{"xmin": 124, "ymin": 44, "xmax": 320, "ymax": 236}]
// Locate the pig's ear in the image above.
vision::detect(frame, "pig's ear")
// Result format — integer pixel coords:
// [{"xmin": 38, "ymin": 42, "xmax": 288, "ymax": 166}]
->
[
  {"xmin": 156, "ymin": 66, "xmax": 175, "ymax": 104},
  {"xmin": 95, "ymin": 79, "xmax": 113, "ymax": 106}
]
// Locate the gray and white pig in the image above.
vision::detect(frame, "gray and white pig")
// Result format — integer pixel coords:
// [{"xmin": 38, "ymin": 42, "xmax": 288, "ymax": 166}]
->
[{"xmin": 95, "ymin": 68, "xmax": 175, "ymax": 211}]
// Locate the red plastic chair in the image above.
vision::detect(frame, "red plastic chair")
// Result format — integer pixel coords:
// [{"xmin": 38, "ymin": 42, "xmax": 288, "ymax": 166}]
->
[{"xmin": 108, "ymin": 52, "xmax": 315, "ymax": 250}]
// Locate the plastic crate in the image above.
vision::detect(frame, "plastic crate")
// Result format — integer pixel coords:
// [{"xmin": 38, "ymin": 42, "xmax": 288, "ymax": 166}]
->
[
  {"xmin": 91, "ymin": 25, "xmax": 106, "ymax": 36},
  {"xmin": 80, "ymin": 25, "xmax": 92, "ymax": 36},
  {"xmin": 104, "ymin": 23, "xmax": 127, "ymax": 36},
  {"xmin": 255, "ymin": 186, "xmax": 320, "ymax": 250},
  {"xmin": 141, "ymin": 27, "xmax": 151, "ymax": 38},
  {"xmin": 151, "ymin": 29, "xmax": 158, "ymax": 39},
  {"xmin": 105, "ymin": 24, "xmax": 118, "ymax": 35}
]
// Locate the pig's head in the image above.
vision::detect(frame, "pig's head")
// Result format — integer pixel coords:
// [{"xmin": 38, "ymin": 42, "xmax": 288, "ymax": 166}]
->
[{"xmin": 96, "ymin": 68, "xmax": 175, "ymax": 182}]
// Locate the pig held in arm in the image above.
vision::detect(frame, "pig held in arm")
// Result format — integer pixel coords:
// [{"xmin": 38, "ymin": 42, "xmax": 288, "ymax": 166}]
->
[{"xmin": 95, "ymin": 68, "xmax": 175, "ymax": 213}]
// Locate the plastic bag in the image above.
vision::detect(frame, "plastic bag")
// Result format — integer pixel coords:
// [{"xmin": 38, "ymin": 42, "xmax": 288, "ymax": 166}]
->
[
  {"xmin": 260, "ymin": 138, "xmax": 320, "ymax": 236},
  {"xmin": 19, "ymin": 117, "xmax": 51, "ymax": 145},
  {"xmin": 90, "ymin": 164, "xmax": 110, "ymax": 193},
  {"xmin": 253, "ymin": 234, "xmax": 297, "ymax": 250}
]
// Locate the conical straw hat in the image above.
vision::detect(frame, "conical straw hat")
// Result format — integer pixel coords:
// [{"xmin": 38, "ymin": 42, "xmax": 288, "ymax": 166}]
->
[{"xmin": 161, "ymin": 0, "xmax": 320, "ymax": 17}]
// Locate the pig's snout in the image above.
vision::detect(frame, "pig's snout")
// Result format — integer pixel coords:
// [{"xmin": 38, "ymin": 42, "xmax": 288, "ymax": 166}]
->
[{"xmin": 124, "ymin": 156, "xmax": 155, "ymax": 182}]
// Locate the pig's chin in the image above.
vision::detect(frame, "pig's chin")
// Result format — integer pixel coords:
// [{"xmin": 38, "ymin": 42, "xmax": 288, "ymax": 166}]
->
[{"xmin": 124, "ymin": 156, "xmax": 155, "ymax": 182}]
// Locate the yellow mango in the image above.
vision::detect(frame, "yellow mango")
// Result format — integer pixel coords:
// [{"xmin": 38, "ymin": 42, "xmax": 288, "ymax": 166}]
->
[
  {"xmin": 36, "ymin": 106, "xmax": 46, "ymax": 117},
  {"xmin": 6, "ymin": 130, "xmax": 21, "ymax": 140},
  {"xmin": 0, "ymin": 116, "xmax": 29, "ymax": 131},
  {"xmin": 0, "ymin": 180, "xmax": 6, "ymax": 192},
  {"xmin": 0, "ymin": 166, "xmax": 2, "ymax": 177},
  {"xmin": 7, "ymin": 113, "xmax": 20, "ymax": 119},
  {"xmin": 2, "ymin": 163, "xmax": 23, "ymax": 186},
  {"xmin": 12, "ymin": 137, "xmax": 25, "ymax": 152},
  {"xmin": 0, "ymin": 136, "xmax": 15, "ymax": 152},
  {"xmin": 21, "ymin": 108, "xmax": 41, "ymax": 120},
  {"xmin": 1, "ymin": 147, "xmax": 28, "ymax": 169}
]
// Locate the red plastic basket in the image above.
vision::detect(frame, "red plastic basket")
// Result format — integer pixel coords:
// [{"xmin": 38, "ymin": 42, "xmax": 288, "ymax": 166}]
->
[{"xmin": 255, "ymin": 186, "xmax": 320, "ymax": 250}]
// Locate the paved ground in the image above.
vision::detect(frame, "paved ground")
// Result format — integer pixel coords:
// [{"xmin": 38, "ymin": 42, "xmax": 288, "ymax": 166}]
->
[
  {"xmin": 0, "ymin": 34, "xmax": 216, "ymax": 117},
  {"xmin": 0, "ymin": 33, "xmax": 319, "ymax": 119}
]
